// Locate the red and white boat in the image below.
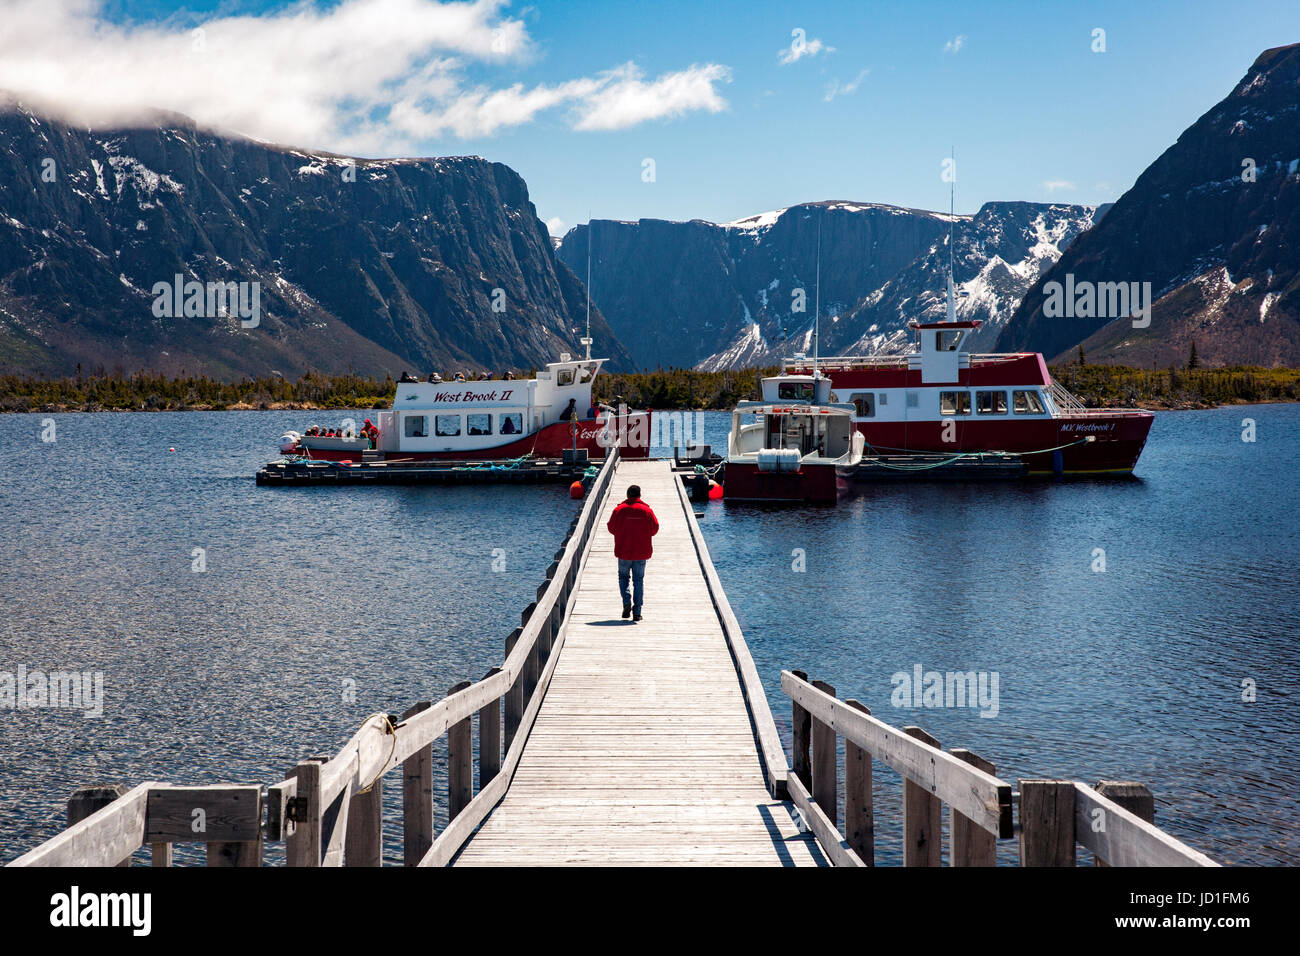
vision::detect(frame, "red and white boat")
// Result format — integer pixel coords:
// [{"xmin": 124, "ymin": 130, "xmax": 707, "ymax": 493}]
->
[
  {"xmin": 277, "ymin": 353, "xmax": 650, "ymax": 462},
  {"xmin": 723, "ymin": 373, "xmax": 865, "ymax": 503},
  {"xmin": 785, "ymin": 319, "xmax": 1154, "ymax": 476}
]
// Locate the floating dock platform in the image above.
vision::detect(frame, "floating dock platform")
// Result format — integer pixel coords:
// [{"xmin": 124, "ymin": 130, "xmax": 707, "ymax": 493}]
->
[
  {"xmin": 255, "ymin": 456, "xmax": 594, "ymax": 487},
  {"xmin": 852, "ymin": 451, "xmax": 1027, "ymax": 481}
]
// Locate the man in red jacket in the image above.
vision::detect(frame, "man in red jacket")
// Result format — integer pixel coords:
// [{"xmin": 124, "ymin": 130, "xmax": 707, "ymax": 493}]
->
[{"xmin": 606, "ymin": 484, "xmax": 659, "ymax": 621}]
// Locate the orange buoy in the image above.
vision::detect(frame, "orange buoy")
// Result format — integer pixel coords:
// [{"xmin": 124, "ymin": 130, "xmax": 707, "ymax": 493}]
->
[
  {"xmin": 569, "ymin": 481, "xmax": 585, "ymax": 499},
  {"xmin": 708, "ymin": 481, "xmax": 724, "ymax": 500}
]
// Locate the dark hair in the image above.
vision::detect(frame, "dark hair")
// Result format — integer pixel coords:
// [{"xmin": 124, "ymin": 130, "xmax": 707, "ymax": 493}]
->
[{"xmin": 627, "ymin": 485, "xmax": 641, "ymax": 500}]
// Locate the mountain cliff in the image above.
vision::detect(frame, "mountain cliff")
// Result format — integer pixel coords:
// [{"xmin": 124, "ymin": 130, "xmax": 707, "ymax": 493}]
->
[
  {"xmin": 557, "ymin": 200, "xmax": 1098, "ymax": 371},
  {"xmin": 0, "ymin": 98, "xmax": 630, "ymax": 378},
  {"xmin": 997, "ymin": 44, "xmax": 1300, "ymax": 366}
]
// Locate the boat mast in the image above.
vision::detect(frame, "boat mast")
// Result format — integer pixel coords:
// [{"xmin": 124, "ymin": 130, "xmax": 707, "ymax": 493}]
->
[
  {"xmin": 946, "ymin": 147, "xmax": 957, "ymax": 324},
  {"xmin": 813, "ymin": 210, "xmax": 821, "ymax": 378},
  {"xmin": 583, "ymin": 215, "xmax": 593, "ymax": 360}
]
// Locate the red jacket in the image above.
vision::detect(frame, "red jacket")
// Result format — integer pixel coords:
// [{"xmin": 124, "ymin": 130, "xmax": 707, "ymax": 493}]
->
[{"xmin": 607, "ymin": 499, "xmax": 659, "ymax": 560}]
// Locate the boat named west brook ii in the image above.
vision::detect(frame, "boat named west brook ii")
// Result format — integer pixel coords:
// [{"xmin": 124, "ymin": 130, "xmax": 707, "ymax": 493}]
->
[{"xmin": 278, "ymin": 354, "xmax": 650, "ymax": 461}]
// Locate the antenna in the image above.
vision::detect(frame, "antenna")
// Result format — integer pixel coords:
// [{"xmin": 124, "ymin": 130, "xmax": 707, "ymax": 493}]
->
[
  {"xmin": 946, "ymin": 147, "xmax": 957, "ymax": 324},
  {"xmin": 582, "ymin": 212, "xmax": 593, "ymax": 360},
  {"xmin": 813, "ymin": 210, "xmax": 821, "ymax": 377}
]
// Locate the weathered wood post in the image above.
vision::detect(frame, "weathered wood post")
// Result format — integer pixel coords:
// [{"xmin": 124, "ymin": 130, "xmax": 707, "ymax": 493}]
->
[
  {"xmin": 790, "ymin": 670, "xmax": 812, "ymax": 790},
  {"xmin": 902, "ymin": 726, "xmax": 942, "ymax": 867},
  {"xmin": 447, "ymin": 680, "xmax": 474, "ymax": 820},
  {"xmin": 950, "ymin": 749, "xmax": 997, "ymax": 866},
  {"xmin": 844, "ymin": 700, "xmax": 874, "ymax": 865},
  {"xmin": 1092, "ymin": 781, "xmax": 1155, "ymax": 867},
  {"xmin": 286, "ymin": 760, "xmax": 323, "ymax": 867},
  {"xmin": 68, "ymin": 784, "xmax": 131, "ymax": 867},
  {"xmin": 504, "ymin": 628, "xmax": 523, "ymax": 747},
  {"xmin": 1019, "ymin": 779, "xmax": 1077, "ymax": 866},
  {"xmin": 401, "ymin": 700, "xmax": 434, "ymax": 866},
  {"xmin": 344, "ymin": 778, "xmax": 382, "ymax": 867},
  {"xmin": 479, "ymin": 668, "xmax": 503, "ymax": 786},
  {"xmin": 811, "ymin": 679, "xmax": 837, "ymax": 826},
  {"xmin": 521, "ymin": 603, "xmax": 539, "ymax": 700}
]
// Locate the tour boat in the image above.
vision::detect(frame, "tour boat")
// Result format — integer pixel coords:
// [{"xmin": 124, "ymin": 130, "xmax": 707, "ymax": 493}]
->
[
  {"xmin": 723, "ymin": 373, "xmax": 866, "ymax": 503},
  {"xmin": 784, "ymin": 319, "xmax": 1154, "ymax": 476},
  {"xmin": 277, "ymin": 353, "xmax": 650, "ymax": 462}
]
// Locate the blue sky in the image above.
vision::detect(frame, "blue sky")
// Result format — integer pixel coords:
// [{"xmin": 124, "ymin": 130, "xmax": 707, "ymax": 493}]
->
[{"xmin": 17, "ymin": 1, "xmax": 1300, "ymax": 233}]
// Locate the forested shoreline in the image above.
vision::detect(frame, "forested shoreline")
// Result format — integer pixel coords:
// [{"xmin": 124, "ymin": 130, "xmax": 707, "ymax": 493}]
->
[{"xmin": 1, "ymin": 364, "xmax": 1297, "ymax": 413}]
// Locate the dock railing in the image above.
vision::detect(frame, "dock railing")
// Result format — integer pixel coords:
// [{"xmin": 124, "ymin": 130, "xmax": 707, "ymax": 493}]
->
[
  {"xmin": 781, "ymin": 671, "xmax": 1219, "ymax": 867},
  {"xmin": 9, "ymin": 447, "xmax": 621, "ymax": 868}
]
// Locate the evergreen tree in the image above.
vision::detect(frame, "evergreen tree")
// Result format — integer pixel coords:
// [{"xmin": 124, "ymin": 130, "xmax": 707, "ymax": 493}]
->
[{"xmin": 1187, "ymin": 340, "xmax": 1200, "ymax": 370}]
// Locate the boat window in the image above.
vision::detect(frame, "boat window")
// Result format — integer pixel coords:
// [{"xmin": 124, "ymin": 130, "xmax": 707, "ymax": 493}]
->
[
  {"xmin": 778, "ymin": 381, "xmax": 815, "ymax": 401},
  {"xmin": 850, "ymin": 392, "xmax": 874, "ymax": 417},
  {"xmin": 906, "ymin": 391, "xmax": 919, "ymax": 408},
  {"xmin": 939, "ymin": 391, "xmax": 971, "ymax": 415},
  {"xmin": 1013, "ymin": 390, "xmax": 1045, "ymax": 415},
  {"xmin": 579, "ymin": 363, "xmax": 597, "ymax": 384},
  {"xmin": 557, "ymin": 367, "xmax": 575, "ymax": 386},
  {"xmin": 977, "ymin": 390, "xmax": 1008, "ymax": 414},
  {"xmin": 403, "ymin": 415, "xmax": 428, "ymax": 438},
  {"xmin": 937, "ymin": 330, "xmax": 963, "ymax": 351},
  {"xmin": 499, "ymin": 413, "xmax": 522, "ymax": 435},
  {"xmin": 879, "ymin": 392, "xmax": 888, "ymax": 405},
  {"xmin": 435, "ymin": 414, "xmax": 462, "ymax": 437},
  {"xmin": 466, "ymin": 413, "xmax": 492, "ymax": 436}
]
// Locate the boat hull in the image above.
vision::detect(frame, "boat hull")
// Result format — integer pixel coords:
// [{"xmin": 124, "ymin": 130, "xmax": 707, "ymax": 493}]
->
[
  {"xmin": 851, "ymin": 412, "xmax": 1154, "ymax": 475},
  {"xmin": 722, "ymin": 461, "xmax": 842, "ymax": 503},
  {"xmin": 297, "ymin": 414, "xmax": 650, "ymax": 462}
]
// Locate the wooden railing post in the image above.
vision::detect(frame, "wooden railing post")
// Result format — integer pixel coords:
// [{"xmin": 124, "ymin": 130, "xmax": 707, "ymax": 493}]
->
[
  {"xmin": 479, "ymin": 669, "xmax": 503, "ymax": 786},
  {"xmin": 286, "ymin": 760, "xmax": 323, "ymax": 867},
  {"xmin": 447, "ymin": 681, "xmax": 473, "ymax": 820},
  {"xmin": 811, "ymin": 680, "xmax": 837, "ymax": 826},
  {"xmin": 344, "ymin": 778, "xmax": 382, "ymax": 867},
  {"xmin": 151, "ymin": 842, "xmax": 173, "ymax": 866},
  {"xmin": 401, "ymin": 700, "xmax": 434, "ymax": 866},
  {"xmin": 68, "ymin": 784, "xmax": 131, "ymax": 867},
  {"xmin": 1019, "ymin": 779, "xmax": 1077, "ymax": 867},
  {"xmin": 504, "ymin": 628, "xmax": 523, "ymax": 748},
  {"xmin": 844, "ymin": 700, "xmax": 874, "ymax": 865},
  {"xmin": 902, "ymin": 726, "xmax": 942, "ymax": 867},
  {"xmin": 790, "ymin": 670, "xmax": 811, "ymax": 790},
  {"xmin": 950, "ymin": 749, "xmax": 997, "ymax": 866},
  {"xmin": 1092, "ymin": 781, "xmax": 1155, "ymax": 867},
  {"xmin": 521, "ymin": 603, "xmax": 539, "ymax": 700}
]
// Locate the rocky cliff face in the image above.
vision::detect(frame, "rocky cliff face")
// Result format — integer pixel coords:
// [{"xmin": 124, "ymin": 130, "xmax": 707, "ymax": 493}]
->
[
  {"xmin": 557, "ymin": 200, "xmax": 1097, "ymax": 371},
  {"xmin": 997, "ymin": 44, "xmax": 1300, "ymax": 367},
  {"xmin": 0, "ymin": 99, "xmax": 630, "ymax": 378}
]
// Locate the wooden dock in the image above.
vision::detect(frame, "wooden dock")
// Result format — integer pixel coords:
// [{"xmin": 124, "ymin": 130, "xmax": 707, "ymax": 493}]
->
[
  {"xmin": 453, "ymin": 460, "xmax": 823, "ymax": 865},
  {"xmin": 8, "ymin": 447, "xmax": 1220, "ymax": 869}
]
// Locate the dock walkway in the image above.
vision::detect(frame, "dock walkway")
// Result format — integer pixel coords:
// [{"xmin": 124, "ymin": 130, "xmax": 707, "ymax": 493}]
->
[{"xmin": 453, "ymin": 459, "xmax": 824, "ymax": 866}]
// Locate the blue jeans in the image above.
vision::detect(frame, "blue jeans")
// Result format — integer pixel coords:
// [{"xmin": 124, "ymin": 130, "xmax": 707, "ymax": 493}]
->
[{"xmin": 618, "ymin": 559, "xmax": 646, "ymax": 614}]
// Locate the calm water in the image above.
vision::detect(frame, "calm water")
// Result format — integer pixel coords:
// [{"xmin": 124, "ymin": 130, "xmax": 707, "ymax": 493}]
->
[{"xmin": 1, "ymin": 405, "xmax": 1297, "ymax": 864}]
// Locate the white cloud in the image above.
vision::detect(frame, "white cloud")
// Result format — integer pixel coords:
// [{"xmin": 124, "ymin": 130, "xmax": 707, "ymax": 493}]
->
[
  {"xmin": 546, "ymin": 217, "xmax": 566, "ymax": 236},
  {"xmin": 1043, "ymin": 180, "xmax": 1077, "ymax": 192},
  {"xmin": 943, "ymin": 35, "xmax": 967, "ymax": 54},
  {"xmin": 824, "ymin": 69, "xmax": 869, "ymax": 102},
  {"xmin": 0, "ymin": 0, "xmax": 731, "ymax": 154},
  {"xmin": 779, "ymin": 36, "xmax": 834, "ymax": 65}
]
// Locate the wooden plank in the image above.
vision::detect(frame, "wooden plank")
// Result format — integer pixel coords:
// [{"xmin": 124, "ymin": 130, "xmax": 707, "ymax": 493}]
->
[
  {"xmin": 844, "ymin": 700, "xmax": 874, "ymax": 866},
  {"xmin": 786, "ymin": 775, "xmax": 861, "ymax": 867},
  {"xmin": 401, "ymin": 700, "xmax": 434, "ymax": 866},
  {"xmin": 265, "ymin": 777, "xmax": 297, "ymax": 842},
  {"xmin": 504, "ymin": 629, "xmax": 523, "ymax": 748},
  {"xmin": 949, "ymin": 749, "xmax": 997, "ymax": 867},
  {"xmin": 344, "ymin": 777, "xmax": 383, "ymax": 867},
  {"xmin": 285, "ymin": 761, "xmax": 322, "ymax": 867},
  {"xmin": 207, "ymin": 837, "xmax": 263, "ymax": 867},
  {"xmin": 1091, "ymin": 781, "xmax": 1153, "ymax": 867},
  {"xmin": 782, "ymin": 670, "xmax": 1012, "ymax": 838},
  {"xmin": 150, "ymin": 843, "xmax": 172, "ymax": 867},
  {"xmin": 810, "ymin": 680, "xmax": 838, "ymax": 826},
  {"xmin": 1019, "ymin": 780, "xmax": 1076, "ymax": 867},
  {"xmin": 479, "ymin": 669, "xmax": 503, "ymax": 786},
  {"xmin": 10, "ymin": 782, "xmax": 151, "ymax": 867},
  {"xmin": 145, "ymin": 785, "xmax": 263, "ymax": 842},
  {"xmin": 791, "ymin": 669, "xmax": 811, "ymax": 791},
  {"xmin": 1074, "ymin": 783, "xmax": 1218, "ymax": 867},
  {"xmin": 448, "ymin": 680, "xmax": 473, "ymax": 820},
  {"xmin": 903, "ymin": 726, "xmax": 942, "ymax": 867}
]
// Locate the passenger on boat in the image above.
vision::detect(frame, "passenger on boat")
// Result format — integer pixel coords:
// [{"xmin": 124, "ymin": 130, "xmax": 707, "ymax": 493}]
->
[
  {"xmin": 362, "ymin": 419, "xmax": 378, "ymax": 448},
  {"xmin": 586, "ymin": 403, "xmax": 599, "ymax": 420},
  {"xmin": 504, "ymin": 370, "xmax": 515, "ymax": 380},
  {"xmin": 564, "ymin": 398, "xmax": 578, "ymax": 422},
  {"xmin": 399, "ymin": 371, "xmax": 418, "ymax": 383},
  {"xmin": 501, "ymin": 415, "xmax": 519, "ymax": 435},
  {"xmin": 427, "ymin": 373, "xmax": 442, "ymax": 383},
  {"xmin": 477, "ymin": 372, "xmax": 490, "ymax": 381},
  {"xmin": 454, "ymin": 371, "xmax": 466, "ymax": 382}
]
